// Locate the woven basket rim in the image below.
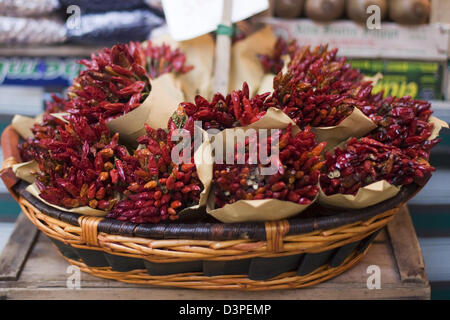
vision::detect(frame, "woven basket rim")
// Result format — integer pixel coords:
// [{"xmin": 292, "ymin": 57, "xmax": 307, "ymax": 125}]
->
[
  {"xmin": 2, "ymin": 124, "xmax": 421, "ymax": 241},
  {"xmin": 12, "ymin": 178, "xmax": 419, "ymax": 241}
]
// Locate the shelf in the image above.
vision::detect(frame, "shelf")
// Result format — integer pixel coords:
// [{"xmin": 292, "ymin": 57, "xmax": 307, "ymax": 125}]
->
[
  {"xmin": 0, "ymin": 45, "xmax": 103, "ymax": 57},
  {"xmin": 262, "ymin": 18, "xmax": 449, "ymax": 61}
]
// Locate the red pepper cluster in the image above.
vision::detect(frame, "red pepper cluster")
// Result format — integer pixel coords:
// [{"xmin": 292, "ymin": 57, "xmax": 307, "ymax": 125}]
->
[
  {"xmin": 320, "ymin": 137, "xmax": 435, "ymax": 196},
  {"xmin": 43, "ymin": 41, "xmax": 192, "ymax": 123},
  {"xmin": 24, "ymin": 114, "xmax": 121, "ymax": 210},
  {"xmin": 257, "ymin": 37, "xmax": 299, "ymax": 74},
  {"xmin": 361, "ymin": 96, "xmax": 439, "ymax": 160},
  {"xmin": 170, "ymin": 82, "xmax": 272, "ymax": 131},
  {"xmin": 66, "ymin": 44, "xmax": 152, "ymax": 122},
  {"xmin": 213, "ymin": 124, "xmax": 325, "ymax": 208},
  {"xmin": 270, "ymin": 45, "xmax": 369, "ymax": 128},
  {"xmin": 128, "ymin": 41, "xmax": 194, "ymax": 79},
  {"xmin": 106, "ymin": 124, "xmax": 203, "ymax": 224}
]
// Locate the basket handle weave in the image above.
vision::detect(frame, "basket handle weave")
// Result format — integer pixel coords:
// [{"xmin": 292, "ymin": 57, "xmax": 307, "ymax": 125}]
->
[
  {"xmin": 78, "ymin": 216, "xmax": 104, "ymax": 247},
  {"xmin": 265, "ymin": 220, "xmax": 289, "ymax": 252}
]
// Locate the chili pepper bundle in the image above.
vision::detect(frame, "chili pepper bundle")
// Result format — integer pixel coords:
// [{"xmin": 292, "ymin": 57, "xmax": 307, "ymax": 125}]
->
[
  {"xmin": 257, "ymin": 37, "xmax": 299, "ymax": 74},
  {"xmin": 212, "ymin": 124, "xmax": 325, "ymax": 208},
  {"xmin": 320, "ymin": 137, "xmax": 435, "ymax": 196},
  {"xmin": 18, "ymin": 96, "xmax": 69, "ymax": 162},
  {"xmin": 66, "ymin": 43, "xmax": 152, "ymax": 122},
  {"xmin": 107, "ymin": 124, "xmax": 203, "ymax": 224},
  {"xmin": 128, "ymin": 41, "xmax": 194, "ymax": 79},
  {"xmin": 361, "ymin": 96, "xmax": 440, "ymax": 159},
  {"xmin": 169, "ymin": 82, "xmax": 273, "ymax": 131},
  {"xmin": 23, "ymin": 114, "xmax": 124, "ymax": 210},
  {"xmin": 271, "ymin": 45, "xmax": 370, "ymax": 128}
]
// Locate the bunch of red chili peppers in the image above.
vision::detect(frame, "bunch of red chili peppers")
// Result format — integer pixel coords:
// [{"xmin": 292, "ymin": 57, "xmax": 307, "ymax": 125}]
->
[
  {"xmin": 106, "ymin": 124, "xmax": 203, "ymax": 223},
  {"xmin": 24, "ymin": 114, "xmax": 121, "ymax": 210},
  {"xmin": 17, "ymin": 38, "xmax": 443, "ymax": 224},
  {"xmin": 43, "ymin": 41, "xmax": 192, "ymax": 123},
  {"xmin": 320, "ymin": 137, "xmax": 435, "ymax": 196},
  {"xmin": 361, "ymin": 96, "xmax": 439, "ymax": 160},
  {"xmin": 213, "ymin": 124, "xmax": 325, "ymax": 208}
]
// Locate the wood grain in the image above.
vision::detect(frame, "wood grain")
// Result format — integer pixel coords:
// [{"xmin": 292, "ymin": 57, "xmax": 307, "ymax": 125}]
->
[
  {"xmin": 0, "ymin": 213, "xmax": 39, "ymax": 281},
  {"xmin": 387, "ymin": 206, "xmax": 427, "ymax": 284}
]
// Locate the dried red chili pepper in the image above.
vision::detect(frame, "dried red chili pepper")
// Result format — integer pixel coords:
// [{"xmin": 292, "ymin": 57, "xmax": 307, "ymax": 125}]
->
[
  {"xmin": 107, "ymin": 124, "xmax": 203, "ymax": 224},
  {"xmin": 170, "ymin": 82, "xmax": 272, "ymax": 131},
  {"xmin": 270, "ymin": 44, "xmax": 371, "ymax": 128},
  {"xmin": 257, "ymin": 37, "xmax": 299, "ymax": 74},
  {"xmin": 21, "ymin": 114, "xmax": 128, "ymax": 210},
  {"xmin": 212, "ymin": 125, "xmax": 325, "ymax": 208},
  {"xmin": 362, "ymin": 96, "xmax": 440, "ymax": 160},
  {"xmin": 320, "ymin": 137, "xmax": 435, "ymax": 196},
  {"xmin": 128, "ymin": 41, "xmax": 193, "ymax": 79}
]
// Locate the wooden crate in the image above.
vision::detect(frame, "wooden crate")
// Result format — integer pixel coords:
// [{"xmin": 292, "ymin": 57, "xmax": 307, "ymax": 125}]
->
[{"xmin": 0, "ymin": 206, "xmax": 430, "ymax": 300}]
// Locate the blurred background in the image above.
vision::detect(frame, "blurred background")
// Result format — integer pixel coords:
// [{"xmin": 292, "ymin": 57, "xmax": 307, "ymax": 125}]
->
[{"xmin": 0, "ymin": 0, "xmax": 449, "ymax": 298}]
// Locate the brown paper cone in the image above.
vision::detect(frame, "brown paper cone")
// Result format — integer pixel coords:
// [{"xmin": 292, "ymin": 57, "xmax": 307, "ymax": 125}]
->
[
  {"xmin": 107, "ymin": 73, "xmax": 184, "ymax": 145},
  {"xmin": 229, "ymin": 25, "xmax": 276, "ymax": 96},
  {"xmin": 429, "ymin": 115, "xmax": 449, "ymax": 140},
  {"xmin": 318, "ymin": 180, "xmax": 400, "ymax": 210},
  {"xmin": 144, "ymin": 73, "xmax": 185, "ymax": 130},
  {"xmin": 12, "ymin": 160, "xmax": 39, "ymax": 184},
  {"xmin": 11, "ymin": 115, "xmax": 37, "ymax": 139},
  {"xmin": 362, "ymin": 72, "xmax": 383, "ymax": 85},
  {"xmin": 151, "ymin": 34, "xmax": 215, "ymax": 102},
  {"xmin": 207, "ymin": 195, "xmax": 316, "ymax": 223},
  {"xmin": 178, "ymin": 35, "xmax": 215, "ymax": 101},
  {"xmin": 245, "ymin": 107, "xmax": 299, "ymax": 132},
  {"xmin": 312, "ymin": 108, "xmax": 377, "ymax": 152},
  {"xmin": 257, "ymin": 74, "xmax": 275, "ymax": 95},
  {"xmin": 25, "ymin": 183, "xmax": 109, "ymax": 217},
  {"xmin": 50, "ymin": 112, "xmax": 69, "ymax": 123},
  {"xmin": 205, "ymin": 119, "xmax": 315, "ymax": 223},
  {"xmin": 106, "ymin": 95, "xmax": 152, "ymax": 146}
]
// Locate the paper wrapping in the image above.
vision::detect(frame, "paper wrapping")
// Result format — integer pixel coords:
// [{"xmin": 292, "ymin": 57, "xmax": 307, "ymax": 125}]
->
[
  {"xmin": 362, "ymin": 72, "xmax": 383, "ymax": 85},
  {"xmin": 315, "ymin": 115, "xmax": 449, "ymax": 210},
  {"xmin": 25, "ymin": 183, "xmax": 109, "ymax": 217},
  {"xmin": 205, "ymin": 117, "xmax": 314, "ymax": 223},
  {"xmin": 12, "ymin": 161, "xmax": 39, "ymax": 184},
  {"xmin": 256, "ymin": 74, "xmax": 275, "ymax": 95},
  {"xmin": 207, "ymin": 195, "xmax": 317, "ymax": 223},
  {"xmin": 429, "ymin": 115, "xmax": 449, "ymax": 140},
  {"xmin": 317, "ymin": 136, "xmax": 401, "ymax": 209},
  {"xmin": 105, "ymin": 73, "xmax": 184, "ymax": 145},
  {"xmin": 11, "ymin": 115, "xmax": 36, "ymax": 139},
  {"xmin": 318, "ymin": 180, "xmax": 401, "ymax": 210},
  {"xmin": 13, "ymin": 160, "xmax": 109, "ymax": 217},
  {"xmin": 144, "ymin": 73, "xmax": 185, "ymax": 130},
  {"xmin": 178, "ymin": 35, "xmax": 215, "ymax": 101},
  {"xmin": 229, "ymin": 25, "xmax": 277, "ymax": 97},
  {"xmin": 246, "ymin": 107, "xmax": 298, "ymax": 132},
  {"xmin": 151, "ymin": 34, "xmax": 215, "ymax": 101},
  {"xmin": 312, "ymin": 108, "xmax": 377, "ymax": 152}
]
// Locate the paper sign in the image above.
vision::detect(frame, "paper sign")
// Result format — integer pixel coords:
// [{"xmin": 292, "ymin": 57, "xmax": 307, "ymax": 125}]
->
[{"xmin": 162, "ymin": 0, "xmax": 269, "ymax": 41}]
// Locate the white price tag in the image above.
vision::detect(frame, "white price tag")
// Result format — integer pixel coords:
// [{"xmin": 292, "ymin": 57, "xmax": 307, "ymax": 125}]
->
[{"xmin": 162, "ymin": 0, "xmax": 269, "ymax": 41}]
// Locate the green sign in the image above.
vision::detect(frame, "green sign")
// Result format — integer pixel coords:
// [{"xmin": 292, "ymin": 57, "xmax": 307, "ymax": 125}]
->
[{"xmin": 349, "ymin": 59, "xmax": 444, "ymax": 100}]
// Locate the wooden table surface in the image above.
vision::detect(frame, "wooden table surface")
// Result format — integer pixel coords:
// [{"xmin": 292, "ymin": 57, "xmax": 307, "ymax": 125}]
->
[{"xmin": 0, "ymin": 206, "xmax": 430, "ymax": 300}]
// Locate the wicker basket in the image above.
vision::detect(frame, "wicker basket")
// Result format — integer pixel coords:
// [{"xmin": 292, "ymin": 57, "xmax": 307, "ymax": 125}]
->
[{"xmin": 0, "ymin": 125, "xmax": 422, "ymax": 290}]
